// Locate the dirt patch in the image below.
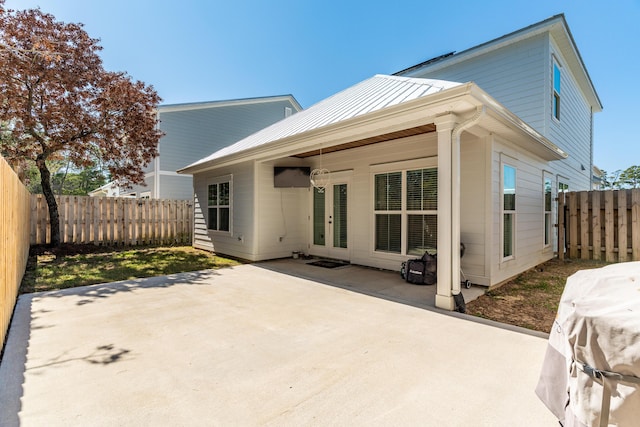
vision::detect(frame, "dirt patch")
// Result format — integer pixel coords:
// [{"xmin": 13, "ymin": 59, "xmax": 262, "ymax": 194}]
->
[{"xmin": 466, "ymin": 258, "xmax": 611, "ymax": 333}]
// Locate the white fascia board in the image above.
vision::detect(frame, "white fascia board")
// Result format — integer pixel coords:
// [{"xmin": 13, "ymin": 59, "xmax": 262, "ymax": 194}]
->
[
  {"xmin": 179, "ymin": 83, "xmax": 477, "ymax": 175},
  {"xmin": 159, "ymin": 95, "xmax": 303, "ymax": 114},
  {"xmin": 469, "ymin": 85, "xmax": 567, "ymax": 161}
]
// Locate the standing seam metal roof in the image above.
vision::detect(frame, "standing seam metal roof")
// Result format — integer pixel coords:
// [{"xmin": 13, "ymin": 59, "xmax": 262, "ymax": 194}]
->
[{"xmin": 182, "ymin": 74, "xmax": 461, "ymax": 170}]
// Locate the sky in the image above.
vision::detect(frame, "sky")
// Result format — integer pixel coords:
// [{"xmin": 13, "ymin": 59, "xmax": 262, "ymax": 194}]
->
[{"xmin": 5, "ymin": 0, "xmax": 640, "ymax": 173}]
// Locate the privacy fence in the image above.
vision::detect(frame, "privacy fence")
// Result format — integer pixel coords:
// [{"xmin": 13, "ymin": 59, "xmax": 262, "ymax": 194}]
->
[
  {"xmin": 559, "ymin": 189, "xmax": 640, "ymax": 262},
  {"xmin": 30, "ymin": 195, "xmax": 193, "ymax": 246},
  {"xmin": 1, "ymin": 155, "xmax": 31, "ymax": 349}
]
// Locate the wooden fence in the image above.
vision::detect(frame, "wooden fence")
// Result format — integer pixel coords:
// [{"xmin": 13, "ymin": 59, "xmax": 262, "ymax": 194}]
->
[
  {"xmin": 30, "ymin": 195, "xmax": 193, "ymax": 246},
  {"xmin": 1, "ymin": 156, "xmax": 31, "ymax": 350},
  {"xmin": 559, "ymin": 189, "xmax": 640, "ymax": 262}
]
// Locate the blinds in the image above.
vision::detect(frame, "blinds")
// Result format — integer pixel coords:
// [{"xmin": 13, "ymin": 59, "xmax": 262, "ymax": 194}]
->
[
  {"xmin": 333, "ymin": 184, "xmax": 348, "ymax": 248},
  {"xmin": 313, "ymin": 188, "xmax": 325, "ymax": 246},
  {"xmin": 375, "ymin": 172, "xmax": 402, "ymax": 211},
  {"xmin": 406, "ymin": 168, "xmax": 437, "ymax": 210},
  {"xmin": 375, "ymin": 214, "xmax": 401, "ymax": 252},
  {"xmin": 407, "ymin": 214, "xmax": 437, "ymax": 256}
]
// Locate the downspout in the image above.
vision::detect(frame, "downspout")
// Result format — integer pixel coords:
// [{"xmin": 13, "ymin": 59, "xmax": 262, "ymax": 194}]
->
[{"xmin": 450, "ymin": 106, "xmax": 485, "ymax": 297}]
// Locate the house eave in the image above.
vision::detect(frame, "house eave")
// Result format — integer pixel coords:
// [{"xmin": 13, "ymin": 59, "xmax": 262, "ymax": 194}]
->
[{"xmin": 179, "ymin": 82, "xmax": 566, "ymax": 175}]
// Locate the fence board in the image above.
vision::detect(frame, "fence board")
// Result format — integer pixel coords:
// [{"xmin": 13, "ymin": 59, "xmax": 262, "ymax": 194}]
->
[
  {"xmin": 30, "ymin": 195, "xmax": 193, "ymax": 246},
  {"xmin": 580, "ymin": 191, "xmax": 589, "ymax": 260},
  {"xmin": 618, "ymin": 190, "xmax": 628, "ymax": 262},
  {"xmin": 634, "ymin": 190, "xmax": 640, "ymax": 260},
  {"xmin": 563, "ymin": 189, "xmax": 640, "ymax": 262},
  {"xmin": 591, "ymin": 191, "xmax": 601, "ymax": 261},
  {"xmin": 1, "ymin": 155, "xmax": 31, "ymax": 351}
]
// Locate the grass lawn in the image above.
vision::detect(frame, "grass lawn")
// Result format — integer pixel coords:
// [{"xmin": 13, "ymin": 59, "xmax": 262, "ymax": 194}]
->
[
  {"xmin": 21, "ymin": 245, "xmax": 241, "ymax": 294},
  {"xmin": 466, "ymin": 258, "xmax": 612, "ymax": 333}
]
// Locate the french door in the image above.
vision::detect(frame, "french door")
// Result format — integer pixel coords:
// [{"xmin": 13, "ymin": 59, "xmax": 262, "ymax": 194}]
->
[{"xmin": 310, "ymin": 181, "xmax": 349, "ymax": 260}]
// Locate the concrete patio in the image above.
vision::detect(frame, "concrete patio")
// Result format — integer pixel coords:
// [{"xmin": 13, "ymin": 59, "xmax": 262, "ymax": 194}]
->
[{"xmin": 0, "ymin": 261, "xmax": 556, "ymax": 426}]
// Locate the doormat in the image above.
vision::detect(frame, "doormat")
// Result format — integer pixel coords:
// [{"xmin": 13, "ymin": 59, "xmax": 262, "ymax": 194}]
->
[{"xmin": 307, "ymin": 260, "xmax": 350, "ymax": 269}]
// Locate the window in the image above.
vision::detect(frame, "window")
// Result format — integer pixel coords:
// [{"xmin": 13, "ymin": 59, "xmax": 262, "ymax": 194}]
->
[
  {"xmin": 558, "ymin": 181, "xmax": 569, "ymax": 193},
  {"xmin": 502, "ymin": 164, "xmax": 516, "ymax": 259},
  {"xmin": 553, "ymin": 62, "xmax": 561, "ymax": 120},
  {"xmin": 374, "ymin": 172, "xmax": 402, "ymax": 253},
  {"xmin": 374, "ymin": 167, "xmax": 437, "ymax": 255},
  {"xmin": 207, "ymin": 178, "xmax": 231, "ymax": 232},
  {"xmin": 544, "ymin": 176, "xmax": 552, "ymax": 247}
]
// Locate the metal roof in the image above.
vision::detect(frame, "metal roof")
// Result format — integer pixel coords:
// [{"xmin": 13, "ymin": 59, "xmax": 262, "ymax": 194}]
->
[{"xmin": 181, "ymin": 74, "xmax": 461, "ymax": 171}]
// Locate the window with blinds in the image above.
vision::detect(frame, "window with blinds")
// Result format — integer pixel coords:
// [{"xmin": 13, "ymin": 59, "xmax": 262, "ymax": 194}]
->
[
  {"xmin": 374, "ymin": 167, "xmax": 437, "ymax": 255},
  {"xmin": 374, "ymin": 172, "xmax": 401, "ymax": 252}
]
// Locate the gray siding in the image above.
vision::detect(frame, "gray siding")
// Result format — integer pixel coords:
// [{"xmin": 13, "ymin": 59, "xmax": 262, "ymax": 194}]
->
[
  {"xmin": 192, "ymin": 162, "xmax": 255, "ymax": 259},
  {"xmin": 160, "ymin": 100, "xmax": 298, "ymax": 173},
  {"xmin": 400, "ymin": 33, "xmax": 593, "ymax": 191},
  {"xmin": 402, "ymin": 35, "xmax": 548, "ymax": 135}
]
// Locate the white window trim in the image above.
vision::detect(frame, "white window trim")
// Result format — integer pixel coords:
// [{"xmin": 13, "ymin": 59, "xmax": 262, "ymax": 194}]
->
[
  {"xmin": 370, "ymin": 157, "xmax": 438, "ymax": 256},
  {"xmin": 501, "ymin": 161, "xmax": 517, "ymax": 262},
  {"xmin": 207, "ymin": 174, "xmax": 233, "ymax": 235},
  {"xmin": 552, "ymin": 57, "xmax": 562, "ymax": 122}
]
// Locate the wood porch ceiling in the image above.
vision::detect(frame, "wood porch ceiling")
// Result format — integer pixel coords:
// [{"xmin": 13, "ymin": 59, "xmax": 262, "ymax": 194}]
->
[{"xmin": 292, "ymin": 123, "xmax": 436, "ymax": 158}]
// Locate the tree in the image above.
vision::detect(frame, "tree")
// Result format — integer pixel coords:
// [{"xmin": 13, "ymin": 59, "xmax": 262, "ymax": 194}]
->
[
  {"xmin": 0, "ymin": 3, "xmax": 162, "ymax": 246},
  {"xmin": 600, "ymin": 169, "xmax": 622, "ymax": 190},
  {"xmin": 619, "ymin": 166, "xmax": 640, "ymax": 189}
]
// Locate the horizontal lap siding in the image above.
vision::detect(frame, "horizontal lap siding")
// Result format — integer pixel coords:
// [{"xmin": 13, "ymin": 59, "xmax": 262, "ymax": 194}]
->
[
  {"xmin": 256, "ymin": 161, "xmax": 309, "ymax": 260},
  {"xmin": 547, "ymin": 39, "xmax": 593, "ymax": 191},
  {"xmin": 406, "ymin": 35, "xmax": 548, "ymax": 135},
  {"xmin": 160, "ymin": 101, "xmax": 296, "ymax": 173},
  {"xmin": 192, "ymin": 162, "xmax": 254, "ymax": 259},
  {"xmin": 490, "ymin": 137, "xmax": 553, "ymax": 286},
  {"xmin": 460, "ymin": 134, "xmax": 488, "ymax": 283}
]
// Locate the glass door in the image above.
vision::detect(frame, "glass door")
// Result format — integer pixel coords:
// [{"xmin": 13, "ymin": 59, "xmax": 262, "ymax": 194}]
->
[{"xmin": 310, "ymin": 182, "xmax": 349, "ymax": 260}]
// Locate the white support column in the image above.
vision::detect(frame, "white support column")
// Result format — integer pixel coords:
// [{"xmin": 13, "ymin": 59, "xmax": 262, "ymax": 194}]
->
[{"xmin": 434, "ymin": 114, "xmax": 457, "ymax": 310}]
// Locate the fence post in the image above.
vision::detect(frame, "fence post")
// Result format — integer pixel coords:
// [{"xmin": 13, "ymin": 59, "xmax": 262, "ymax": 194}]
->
[
  {"xmin": 618, "ymin": 190, "xmax": 628, "ymax": 262},
  {"xmin": 633, "ymin": 189, "xmax": 640, "ymax": 261},
  {"xmin": 558, "ymin": 192, "xmax": 566, "ymax": 260},
  {"xmin": 580, "ymin": 191, "xmax": 589, "ymax": 260}
]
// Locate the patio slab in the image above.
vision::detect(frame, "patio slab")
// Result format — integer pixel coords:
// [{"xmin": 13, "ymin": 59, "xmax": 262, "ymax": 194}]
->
[{"xmin": 0, "ymin": 263, "xmax": 555, "ymax": 426}]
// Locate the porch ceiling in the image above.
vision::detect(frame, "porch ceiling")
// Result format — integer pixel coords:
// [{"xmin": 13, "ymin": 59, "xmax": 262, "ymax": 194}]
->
[{"xmin": 292, "ymin": 123, "xmax": 436, "ymax": 158}]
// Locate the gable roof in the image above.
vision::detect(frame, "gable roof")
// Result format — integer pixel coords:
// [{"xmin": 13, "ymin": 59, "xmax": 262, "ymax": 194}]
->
[
  {"xmin": 179, "ymin": 75, "xmax": 462, "ymax": 172},
  {"xmin": 394, "ymin": 14, "xmax": 602, "ymax": 112},
  {"xmin": 158, "ymin": 94, "xmax": 303, "ymax": 114}
]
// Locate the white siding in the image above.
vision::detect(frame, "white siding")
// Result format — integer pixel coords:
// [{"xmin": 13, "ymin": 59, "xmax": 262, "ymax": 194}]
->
[
  {"xmin": 544, "ymin": 37, "xmax": 593, "ymax": 191},
  {"xmin": 401, "ymin": 33, "xmax": 594, "ymax": 193},
  {"xmin": 192, "ymin": 162, "xmax": 255, "ymax": 259},
  {"xmin": 488, "ymin": 135, "xmax": 555, "ymax": 286},
  {"xmin": 403, "ymin": 35, "xmax": 548, "ymax": 135},
  {"xmin": 255, "ymin": 160, "xmax": 310, "ymax": 260}
]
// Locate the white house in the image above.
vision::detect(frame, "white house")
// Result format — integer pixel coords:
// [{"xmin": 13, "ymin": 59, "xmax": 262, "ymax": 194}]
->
[{"xmin": 179, "ymin": 15, "xmax": 601, "ymax": 311}]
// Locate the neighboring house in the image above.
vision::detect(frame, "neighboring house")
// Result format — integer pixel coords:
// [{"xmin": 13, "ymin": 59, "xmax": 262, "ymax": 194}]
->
[
  {"xmin": 592, "ymin": 165, "xmax": 605, "ymax": 189},
  {"xmin": 88, "ymin": 181, "xmax": 125, "ymax": 197},
  {"xmin": 111, "ymin": 95, "xmax": 302, "ymax": 199},
  {"xmin": 179, "ymin": 14, "xmax": 601, "ymax": 311}
]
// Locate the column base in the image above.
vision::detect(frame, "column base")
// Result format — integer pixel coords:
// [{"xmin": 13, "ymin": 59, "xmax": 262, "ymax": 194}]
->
[{"xmin": 435, "ymin": 294, "xmax": 455, "ymax": 311}]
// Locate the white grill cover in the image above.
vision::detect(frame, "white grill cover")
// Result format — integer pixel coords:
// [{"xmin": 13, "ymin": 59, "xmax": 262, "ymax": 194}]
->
[{"xmin": 536, "ymin": 262, "xmax": 640, "ymax": 426}]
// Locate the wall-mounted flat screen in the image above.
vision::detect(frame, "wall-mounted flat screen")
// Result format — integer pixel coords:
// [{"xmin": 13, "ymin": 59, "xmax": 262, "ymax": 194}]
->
[{"xmin": 274, "ymin": 166, "xmax": 310, "ymax": 188}]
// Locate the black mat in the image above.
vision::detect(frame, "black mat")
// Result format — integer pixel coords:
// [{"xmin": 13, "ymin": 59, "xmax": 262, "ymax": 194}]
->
[{"xmin": 307, "ymin": 260, "xmax": 349, "ymax": 269}]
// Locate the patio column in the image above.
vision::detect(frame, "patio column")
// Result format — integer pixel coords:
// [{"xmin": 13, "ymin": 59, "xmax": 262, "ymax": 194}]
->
[{"xmin": 433, "ymin": 114, "xmax": 461, "ymax": 310}]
